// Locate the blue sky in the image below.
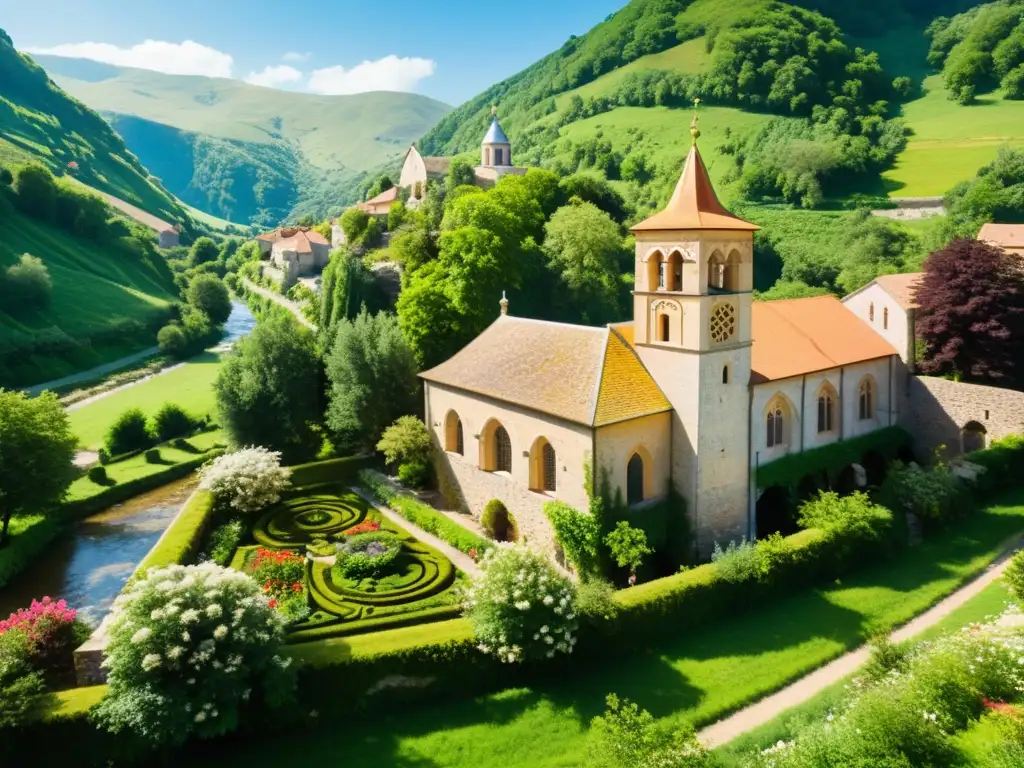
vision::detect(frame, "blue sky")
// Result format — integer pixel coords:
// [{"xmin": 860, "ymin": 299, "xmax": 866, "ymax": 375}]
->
[{"xmin": 2, "ymin": 0, "xmax": 626, "ymax": 104}]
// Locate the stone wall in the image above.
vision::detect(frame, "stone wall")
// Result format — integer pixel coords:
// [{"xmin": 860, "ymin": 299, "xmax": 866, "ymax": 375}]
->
[{"xmin": 900, "ymin": 376, "xmax": 1024, "ymax": 460}]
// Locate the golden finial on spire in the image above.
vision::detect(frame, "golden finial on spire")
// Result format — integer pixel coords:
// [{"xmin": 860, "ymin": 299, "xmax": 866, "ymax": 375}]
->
[{"xmin": 690, "ymin": 97, "xmax": 701, "ymax": 145}]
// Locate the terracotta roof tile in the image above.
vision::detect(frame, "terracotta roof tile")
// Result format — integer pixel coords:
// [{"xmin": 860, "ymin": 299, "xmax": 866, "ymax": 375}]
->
[
  {"xmin": 979, "ymin": 223, "xmax": 1024, "ymax": 250},
  {"xmin": 873, "ymin": 272, "xmax": 922, "ymax": 310},
  {"xmin": 420, "ymin": 316, "xmax": 669, "ymax": 426},
  {"xmin": 632, "ymin": 144, "xmax": 759, "ymax": 233},
  {"xmin": 256, "ymin": 227, "xmax": 328, "ymax": 253},
  {"xmin": 750, "ymin": 296, "xmax": 898, "ymax": 383},
  {"xmin": 362, "ymin": 186, "xmax": 400, "ymax": 206}
]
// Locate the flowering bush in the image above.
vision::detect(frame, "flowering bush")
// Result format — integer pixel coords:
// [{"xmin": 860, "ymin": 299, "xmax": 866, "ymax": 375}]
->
[
  {"xmin": 334, "ymin": 532, "xmax": 403, "ymax": 579},
  {"xmin": 247, "ymin": 549, "xmax": 309, "ymax": 625},
  {"xmin": 464, "ymin": 544, "xmax": 578, "ymax": 663},
  {"xmin": 344, "ymin": 520, "xmax": 382, "ymax": 536},
  {"xmin": 0, "ymin": 596, "xmax": 90, "ymax": 680},
  {"xmin": 93, "ymin": 562, "xmax": 295, "ymax": 747},
  {"xmin": 588, "ymin": 693, "xmax": 711, "ymax": 768},
  {"xmin": 743, "ymin": 611, "xmax": 1024, "ymax": 767},
  {"xmin": 199, "ymin": 447, "xmax": 292, "ymax": 514}
]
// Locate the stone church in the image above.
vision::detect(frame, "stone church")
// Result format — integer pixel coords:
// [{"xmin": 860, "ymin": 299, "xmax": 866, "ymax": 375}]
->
[
  {"xmin": 398, "ymin": 111, "xmax": 526, "ymax": 201},
  {"xmin": 419, "ymin": 118, "xmax": 1020, "ymax": 561}
]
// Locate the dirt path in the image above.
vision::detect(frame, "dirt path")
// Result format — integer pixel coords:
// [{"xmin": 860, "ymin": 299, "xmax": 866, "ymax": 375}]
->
[
  {"xmin": 22, "ymin": 346, "xmax": 160, "ymax": 397},
  {"xmin": 242, "ymin": 279, "xmax": 316, "ymax": 331},
  {"xmin": 697, "ymin": 533, "xmax": 1024, "ymax": 749}
]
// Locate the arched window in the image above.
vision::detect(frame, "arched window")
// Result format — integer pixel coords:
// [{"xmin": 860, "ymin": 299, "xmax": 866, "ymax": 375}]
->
[
  {"xmin": 883, "ymin": 307, "xmax": 889, "ymax": 330},
  {"xmin": 484, "ymin": 147, "xmax": 491, "ymax": 166},
  {"xmin": 869, "ymin": 302, "xmax": 875, "ymax": 322},
  {"xmin": 658, "ymin": 314, "xmax": 670, "ymax": 342},
  {"xmin": 708, "ymin": 251, "xmax": 725, "ymax": 290},
  {"xmin": 667, "ymin": 251, "xmax": 683, "ymax": 291},
  {"xmin": 724, "ymin": 250, "xmax": 742, "ymax": 291},
  {"xmin": 722, "ymin": 365, "xmax": 730, "ymax": 384},
  {"xmin": 542, "ymin": 442, "xmax": 556, "ymax": 492},
  {"xmin": 627, "ymin": 453, "xmax": 644, "ymax": 506},
  {"xmin": 858, "ymin": 377, "xmax": 875, "ymax": 421},
  {"xmin": 646, "ymin": 250, "xmax": 664, "ymax": 291},
  {"xmin": 444, "ymin": 411, "xmax": 464, "ymax": 455},
  {"xmin": 766, "ymin": 396, "xmax": 788, "ymax": 448},
  {"xmin": 494, "ymin": 147, "xmax": 504, "ymax": 165},
  {"xmin": 816, "ymin": 384, "xmax": 836, "ymax": 434},
  {"xmin": 495, "ymin": 425, "xmax": 512, "ymax": 472}
]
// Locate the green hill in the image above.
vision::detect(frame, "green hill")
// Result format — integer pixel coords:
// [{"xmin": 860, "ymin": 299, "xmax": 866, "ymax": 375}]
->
[
  {"xmin": 0, "ymin": 29, "xmax": 198, "ymax": 238},
  {"xmin": 35, "ymin": 54, "xmax": 451, "ymax": 226},
  {"xmin": 417, "ymin": 0, "xmax": 1018, "ymax": 208}
]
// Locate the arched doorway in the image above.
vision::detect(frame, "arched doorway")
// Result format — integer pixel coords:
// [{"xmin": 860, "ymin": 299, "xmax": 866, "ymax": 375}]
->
[
  {"xmin": 961, "ymin": 421, "xmax": 987, "ymax": 454},
  {"xmin": 835, "ymin": 465, "xmax": 858, "ymax": 495},
  {"xmin": 862, "ymin": 450, "xmax": 887, "ymax": 486},
  {"xmin": 756, "ymin": 486, "xmax": 795, "ymax": 537},
  {"xmin": 627, "ymin": 453, "xmax": 645, "ymax": 506}
]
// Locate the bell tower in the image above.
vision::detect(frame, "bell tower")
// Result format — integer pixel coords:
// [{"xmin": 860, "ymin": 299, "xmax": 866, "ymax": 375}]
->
[
  {"xmin": 631, "ymin": 104, "xmax": 759, "ymax": 557},
  {"xmin": 481, "ymin": 106, "xmax": 512, "ymax": 168}
]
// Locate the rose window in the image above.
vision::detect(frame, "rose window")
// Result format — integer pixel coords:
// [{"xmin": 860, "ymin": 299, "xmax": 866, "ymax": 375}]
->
[{"xmin": 710, "ymin": 303, "xmax": 736, "ymax": 343}]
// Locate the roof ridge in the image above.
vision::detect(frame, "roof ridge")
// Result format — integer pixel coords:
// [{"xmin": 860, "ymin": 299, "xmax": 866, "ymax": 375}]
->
[
  {"xmin": 588, "ymin": 327, "xmax": 612, "ymax": 425},
  {"xmin": 500, "ymin": 315, "xmax": 608, "ymax": 333}
]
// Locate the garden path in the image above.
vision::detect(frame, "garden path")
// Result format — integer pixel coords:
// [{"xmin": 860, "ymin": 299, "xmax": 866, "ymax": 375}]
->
[
  {"xmin": 22, "ymin": 346, "xmax": 160, "ymax": 397},
  {"xmin": 351, "ymin": 486, "xmax": 482, "ymax": 577},
  {"xmin": 242, "ymin": 279, "xmax": 316, "ymax": 330},
  {"xmin": 697, "ymin": 532, "xmax": 1024, "ymax": 749}
]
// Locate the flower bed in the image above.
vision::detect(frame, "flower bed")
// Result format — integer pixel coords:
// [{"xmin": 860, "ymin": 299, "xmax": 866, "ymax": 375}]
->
[{"xmin": 334, "ymin": 532, "xmax": 403, "ymax": 579}]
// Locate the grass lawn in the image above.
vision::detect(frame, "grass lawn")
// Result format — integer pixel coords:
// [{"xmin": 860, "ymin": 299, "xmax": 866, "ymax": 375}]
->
[
  {"xmin": 68, "ymin": 351, "xmax": 224, "ymax": 450},
  {"xmin": 883, "ymin": 75, "xmax": 1024, "ymax": 197},
  {"xmin": 194, "ymin": 492, "xmax": 1024, "ymax": 768},
  {"xmin": 713, "ymin": 578, "xmax": 1018, "ymax": 766}
]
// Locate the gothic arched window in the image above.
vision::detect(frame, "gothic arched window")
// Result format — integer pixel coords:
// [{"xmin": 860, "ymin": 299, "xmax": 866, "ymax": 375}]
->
[
  {"xmin": 858, "ymin": 377, "xmax": 875, "ymax": 421},
  {"xmin": 495, "ymin": 425, "xmax": 512, "ymax": 472},
  {"xmin": 816, "ymin": 384, "xmax": 837, "ymax": 434},
  {"xmin": 766, "ymin": 398, "xmax": 787, "ymax": 448},
  {"xmin": 627, "ymin": 453, "xmax": 644, "ymax": 506},
  {"xmin": 542, "ymin": 442, "xmax": 556, "ymax": 492}
]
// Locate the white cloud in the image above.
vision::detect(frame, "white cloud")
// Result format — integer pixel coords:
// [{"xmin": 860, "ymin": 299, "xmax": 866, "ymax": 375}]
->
[
  {"xmin": 24, "ymin": 39, "xmax": 234, "ymax": 78},
  {"xmin": 282, "ymin": 51, "xmax": 310, "ymax": 63},
  {"xmin": 244, "ymin": 64, "xmax": 303, "ymax": 88},
  {"xmin": 306, "ymin": 55, "xmax": 436, "ymax": 95}
]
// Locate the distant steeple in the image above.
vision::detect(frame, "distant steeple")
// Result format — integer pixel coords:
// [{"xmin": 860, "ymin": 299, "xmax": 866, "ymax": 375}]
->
[{"xmin": 482, "ymin": 106, "xmax": 511, "ymax": 167}]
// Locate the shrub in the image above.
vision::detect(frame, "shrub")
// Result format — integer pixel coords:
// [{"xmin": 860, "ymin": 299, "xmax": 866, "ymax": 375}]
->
[
  {"xmin": 544, "ymin": 501, "xmax": 601, "ymax": 579},
  {"xmin": 464, "ymin": 544, "xmax": 577, "ymax": 664},
  {"xmin": 187, "ymin": 274, "xmax": 232, "ymax": 326},
  {"xmin": 334, "ymin": 532, "xmax": 403, "ymax": 579},
  {"xmin": 797, "ymin": 491, "xmax": 893, "ymax": 546},
  {"xmin": 604, "ymin": 521, "xmax": 652, "ymax": 580},
  {"xmin": 0, "ymin": 254, "xmax": 52, "ymax": 313},
  {"xmin": 0, "ymin": 597, "xmax": 90, "ymax": 683},
  {"xmin": 377, "ymin": 416, "xmax": 433, "ymax": 470},
  {"xmin": 397, "ymin": 460, "xmax": 430, "ymax": 488},
  {"xmin": 151, "ymin": 404, "xmax": 194, "ymax": 442},
  {"xmin": 105, "ymin": 408, "xmax": 153, "ymax": 456},
  {"xmin": 87, "ymin": 465, "xmax": 109, "ymax": 485},
  {"xmin": 157, "ymin": 323, "xmax": 188, "ymax": 358},
  {"xmin": 576, "ymin": 579, "xmax": 620, "ymax": 628},
  {"xmin": 206, "ymin": 520, "xmax": 244, "ymax": 566},
  {"xmin": 0, "ymin": 629, "xmax": 43, "ymax": 728},
  {"xmin": 93, "ymin": 563, "xmax": 295, "ymax": 747},
  {"xmin": 482, "ymin": 499, "xmax": 515, "ymax": 541},
  {"xmin": 144, "ymin": 448, "xmax": 162, "ymax": 464},
  {"xmin": 198, "ymin": 448, "xmax": 292, "ymax": 514},
  {"xmin": 878, "ymin": 462, "xmax": 967, "ymax": 522},
  {"xmin": 711, "ymin": 538, "xmax": 758, "ymax": 584},
  {"xmin": 587, "ymin": 693, "xmax": 711, "ymax": 768},
  {"xmin": 1005, "ymin": 550, "xmax": 1024, "ymax": 601}
]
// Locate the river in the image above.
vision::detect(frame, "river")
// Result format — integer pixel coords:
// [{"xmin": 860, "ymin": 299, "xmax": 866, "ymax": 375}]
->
[{"xmin": 0, "ymin": 479, "xmax": 197, "ymax": 628}]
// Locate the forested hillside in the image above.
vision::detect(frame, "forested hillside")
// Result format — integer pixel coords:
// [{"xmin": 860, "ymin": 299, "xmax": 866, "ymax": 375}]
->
[
  {"xmin": 37, "ymin": 55, "xmax": 451, "ymax": 227},
  {"xmin": 0, "ymin": 29, "xmax": 198, "ymax": 239}
]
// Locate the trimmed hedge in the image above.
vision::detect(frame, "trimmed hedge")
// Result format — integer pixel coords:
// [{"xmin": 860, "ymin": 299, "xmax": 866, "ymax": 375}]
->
[
  {"xmin": 358, "ymin": 469, "xmax": 492, "ymax": 556},
  {"xmin": 965, "ymin": 434, "xmax": 1024, "ymax": 493},
  {"xmin": 756, "ymin": 425, "xmax": 912, "ymax": 489},
  {"xmin": 129, "ymin": 489, "xmax": 216, "ymax": 581},
  {"xmin": 289, "ymin": 455, "xmax": 376, "ymax": 487}
]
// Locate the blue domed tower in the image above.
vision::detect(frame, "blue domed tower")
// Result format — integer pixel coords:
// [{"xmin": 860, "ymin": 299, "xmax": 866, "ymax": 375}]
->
[{"xmin": 481, "ymin": 106, "xmax": 511, "ymax": 168}]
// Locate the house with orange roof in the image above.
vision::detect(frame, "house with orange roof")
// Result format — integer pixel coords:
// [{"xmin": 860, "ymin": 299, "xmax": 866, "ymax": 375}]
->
[
  {"xmin": 255, "ymin": 226, "xmax": 331, "ymax": 288},
  {"xmin": 842, "ymin": 272, "xmax": 922, "ymax": 371},
  {"xmin": 978, "ymin": 222, "xmax": 1024, "ymax": 258},
  {"xmin": 421, "ymin": 114, "xmax": 903, "ymax": 561}
]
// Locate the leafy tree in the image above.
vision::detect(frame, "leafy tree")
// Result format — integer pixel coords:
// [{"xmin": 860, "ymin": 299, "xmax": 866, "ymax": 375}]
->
[
  {"xmin": 0, "ymin": 390, "xmax": 77, "ymax": 546},
  {"xmin": 0, "ymin": 166, "xmax": 12, "ymax": 186},
  {"xmin": 756, "ymin": 280, "xmax": 831, "ymax": 301},
  {"xmin": 187, "ymin": 274, "xmax": 232, "ymax": 326},
  {"xmin": 324, "ymin": 310, "xmax": 418, "ymax": 453},
  {"xmin": 189, "ymin": 236, "xmax": 220, "ymax": 267},
  {"xmin": 620, "ymin": 153, "xmax": 653, "ymax": 184},
  {"xmin": 150, "ymin": 404, "xmax": 194, "ymax": 442},
  {"xmin": 157, "ymin": 323, "xmax": 188, "ymax": 357},
  {"xmin": 603, "ymin": 521, "xmax": 652, "ymax": 581},
  {"xmin": 944, "ymin": 147, "xmax": 1024, "ymax": 237},
  {"xmin": 916, "ymin": 238, "xmax": 1024, "ymax": 385},
  {"xmin": 543, "ymin": 202, "xmax": 625, "ymax": 324},
  {"xmin": 105, "ymin": 408, "xmax": 152, "ymax": 455},
  {"xmin": 317, "ymin": 249, "xmax": 389, "ymax": 347},
  {"xmin": 835, "ymin": 210, "xmax": 921, "ymax": 294},
  {"xmin": 340, "ymin": 207, "xmax": 371, "ymax": 244},
  {"xmin": 387, "ymin": 201, "xmax": 408, "ymax": 231},
  {"xmin": 558, "ymin": 174, "xmax": 629, "ymax": 223},
  {"xmin": 446, "ymin": 157, "xmax": 477, "ymax": 189},
  {"xmin": 376, "ymin": 415, "xmax": 433, "ymax": 488},
  {"xmin": 215, "ymin": 316, "xmax": 323, "ymax": 463},
  {"xmin": 0, "ymin": 254, "xmax": 52, "ymax": 313},
  {"xmin": 364, "ymin": 174, "xmax": 394, "ymax": 200},
  {"xmin": 13, "ymin": 164, "xmax": 57, "ymax": 221}
]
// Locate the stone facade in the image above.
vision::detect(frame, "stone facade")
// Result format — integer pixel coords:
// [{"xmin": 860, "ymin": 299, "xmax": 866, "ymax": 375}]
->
[
  {"xmin": 899, "ymin": 376, "xmax": 1024, "ymax": 459},
  {"xmin": 594, "ymin": 413, "xmax": 672, "ymax": 506}
]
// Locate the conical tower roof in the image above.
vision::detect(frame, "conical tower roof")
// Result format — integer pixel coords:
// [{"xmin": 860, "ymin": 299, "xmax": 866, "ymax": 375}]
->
[
  {"xmin": 632, "ymin": 143, "xmax": 759, "ymax": 233},
  {"xmin": 483, "ymin": 117, "xmax": 509, "ymax": 145}
]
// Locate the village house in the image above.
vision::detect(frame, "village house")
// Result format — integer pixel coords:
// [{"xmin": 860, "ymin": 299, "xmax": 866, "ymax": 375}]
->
[
  {"xmin": 255, "ymin": 226, "xmax": 330, "ymax": 288},
  {"xmin": 979, "ymin": 222, "xmax": 1024, "ymax": 258},
  {"xmin": 421, "ymin": 117, "xmax": 908, "ymax": 560}
]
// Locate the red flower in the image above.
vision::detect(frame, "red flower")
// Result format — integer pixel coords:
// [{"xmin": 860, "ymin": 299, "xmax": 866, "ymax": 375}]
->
[
  {"xmin": 291, "ymin": 582, "xmax": 302, "ymax": 593},
  {"xmin": 268, "ymin": 599, "xmax": 278, "ymax": 609},
  {"xmin": 468, "ymin": 548, "xmax": 478, "ymax": 561},
  {"xmin": 345, "ymin": 521, "xmax": 381, "ymax": 536}
]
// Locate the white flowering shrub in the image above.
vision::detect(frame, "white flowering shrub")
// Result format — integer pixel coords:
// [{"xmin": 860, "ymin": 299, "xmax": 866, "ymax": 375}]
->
[
  {"xmin": 93, "ymin": 563, "xmax": 295, "ymax": 747},
  {"xmin": 198, "ymin": 447, "xmax": 292, "ymax": 514},
  {"xmin": 464, "ymin": 544, "xmax": 577, "ymax": 664}
]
